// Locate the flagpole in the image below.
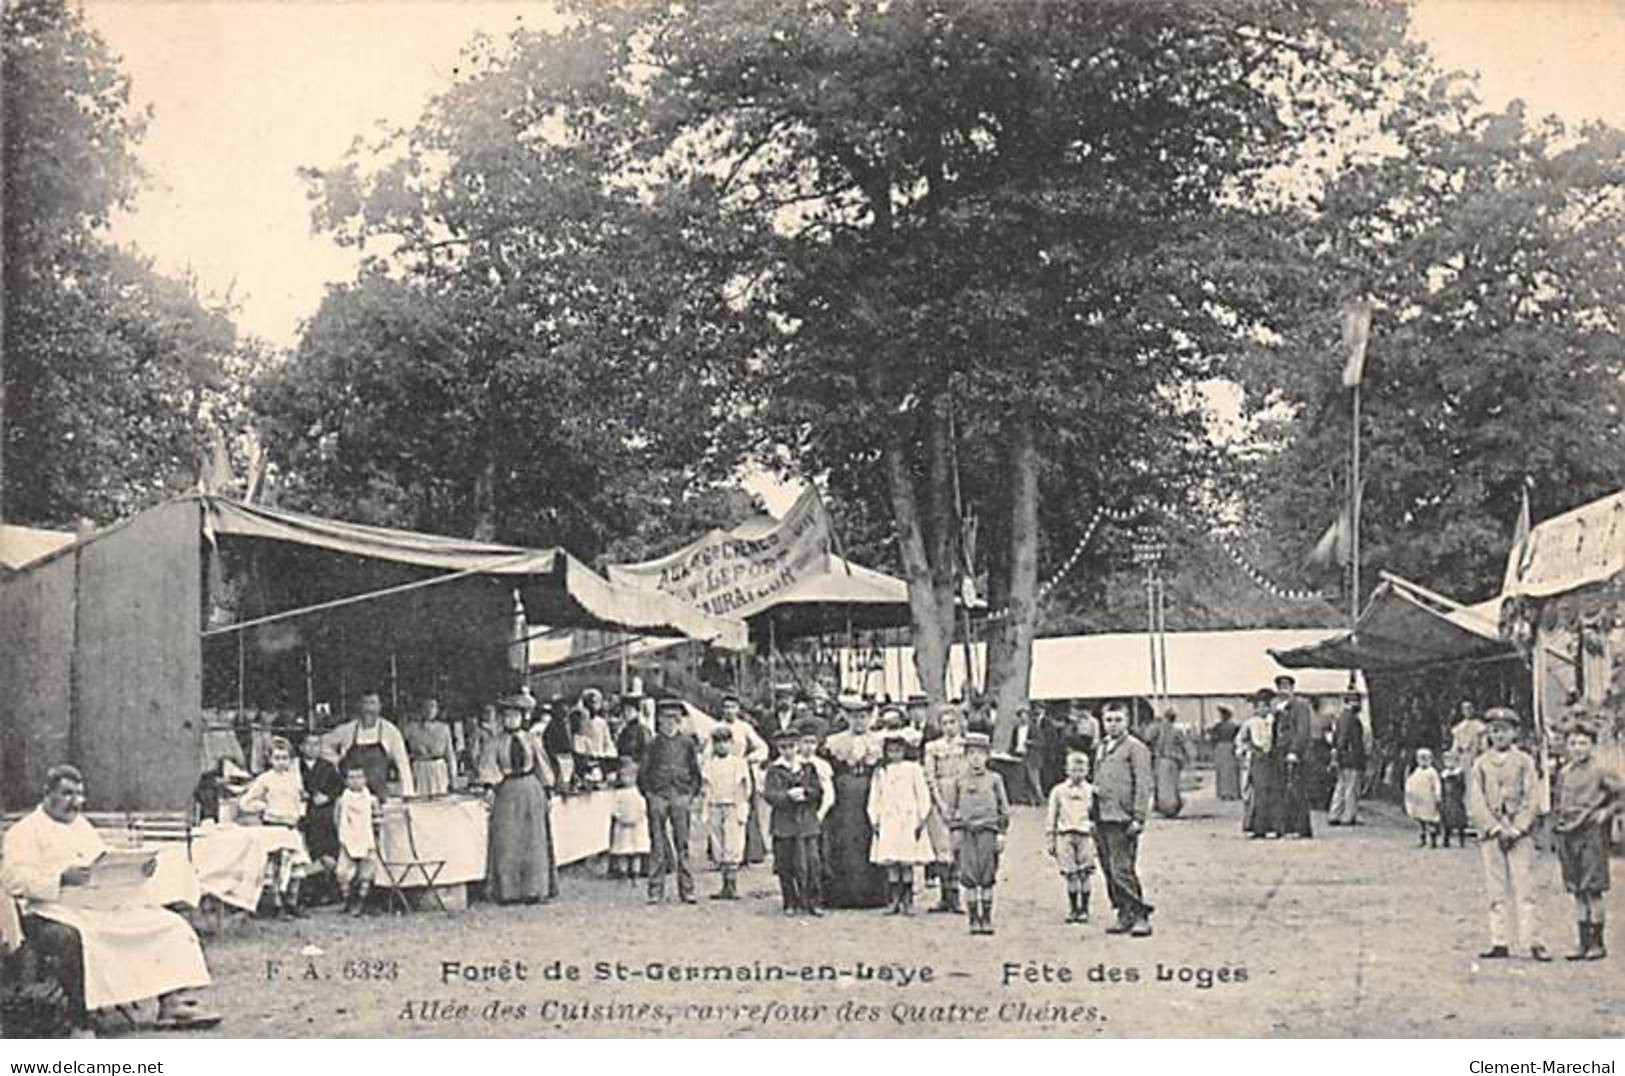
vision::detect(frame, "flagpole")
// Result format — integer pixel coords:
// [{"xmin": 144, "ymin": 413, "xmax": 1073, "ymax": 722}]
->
[{"xmin": 1351, "ymin": 378, "xmax": 1361, "ymax": 632}]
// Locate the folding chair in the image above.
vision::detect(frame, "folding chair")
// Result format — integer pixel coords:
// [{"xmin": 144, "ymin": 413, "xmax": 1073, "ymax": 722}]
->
[{"xmin": 375, "ymin": 807, "xmax": 449, "ymax": 914}]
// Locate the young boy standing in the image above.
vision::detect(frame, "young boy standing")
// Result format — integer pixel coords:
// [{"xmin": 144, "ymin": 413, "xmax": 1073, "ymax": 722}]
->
[
  {"xmin": 1553, "ymin": 721, "xmax": 1623, "ymax": 960},
  {"xmin": 335, "ymin": 762, "xmax": 379, "ymax": 916},
  {"xmin": 1045, "ymin": 747, "xmax": 1096, "ymax": 924},
  {"xmin": 638, "ymin": 698, "xmax": 702, "ymax": 905},
  {"xmin": 1467, "ymin": 707, "xmax": 1550, "ymax": 961},
  {"xmin": 947, "ymin": 730, "xmax": 1009, "ymax": 936},
  {"xmin": 1094, "ymin": 702, "xmax": 1154, "ymax": 937},
  {"xmin": 763, "ymin": 721, "xmax": 825, "ymax": 916},
  {"xmin": 703, "ymin": 726, "xmax": 752, "ymax": 900}
]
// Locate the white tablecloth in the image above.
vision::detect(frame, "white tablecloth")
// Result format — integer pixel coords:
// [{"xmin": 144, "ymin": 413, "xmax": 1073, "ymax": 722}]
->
[
  {"xmin": 551, "ymin": 790, "xmax": 612, "ymax": 867},
  {"xmin": 378, "ymin": 798, "xmax": 488, "ymax": 885},
  {"xmin": 372, "ymin": 790, "xmax": 615, "ymax": 888},
  {"xmin": 190, "ymin": 824, "xmax": 305, "ymax": 911}
]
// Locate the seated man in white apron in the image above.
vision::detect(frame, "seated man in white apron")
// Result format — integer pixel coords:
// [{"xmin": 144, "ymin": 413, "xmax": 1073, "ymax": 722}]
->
[{"xmin": 1, "ymin": 765, "xmax": 218, "ymax": 1035}]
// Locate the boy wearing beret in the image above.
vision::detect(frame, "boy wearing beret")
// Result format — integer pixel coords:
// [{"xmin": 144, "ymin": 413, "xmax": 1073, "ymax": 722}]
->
[{"xmin": 946, "ymin": 730, "xmax": 1009, "ymax": 935}]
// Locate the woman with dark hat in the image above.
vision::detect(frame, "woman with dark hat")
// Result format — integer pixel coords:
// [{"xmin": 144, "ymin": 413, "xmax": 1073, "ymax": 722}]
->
[
  {"xmin": 486, "ymin": 694, "xmax": 558, "ymax": 904},
  {"xmin": 820, "ymin": 699, "xmax": 888, "ymax": 909}
]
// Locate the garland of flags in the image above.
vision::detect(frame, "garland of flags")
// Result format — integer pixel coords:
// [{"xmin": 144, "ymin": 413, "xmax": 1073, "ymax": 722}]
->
[
  {"xmin": 1212, "ymin": 532, "xmax": 1327, "ymax": 602},
  {"xmin": 983, "ymin": 502, "xmax": 1147, "ymax": 623},
  {"xmin": 979, "ymin": 503, "xmax": 1325, "ymax": 623}
]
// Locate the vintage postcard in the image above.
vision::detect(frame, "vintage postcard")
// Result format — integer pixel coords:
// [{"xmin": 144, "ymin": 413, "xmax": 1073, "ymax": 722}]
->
[{"xmin": 2, "ymin": 0, "xmax": 1623, "ymax": 1048}]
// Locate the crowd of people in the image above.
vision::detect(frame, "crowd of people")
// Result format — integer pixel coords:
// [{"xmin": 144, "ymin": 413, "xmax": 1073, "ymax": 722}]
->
[{"xmin": 4, "ymin": 675, "xmax": 1619, "ymax": 1038}]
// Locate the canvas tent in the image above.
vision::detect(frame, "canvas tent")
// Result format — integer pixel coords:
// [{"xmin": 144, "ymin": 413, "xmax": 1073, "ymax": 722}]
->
[
  {"xmin": 0, "ymin": 495, "xmax": 744, "ymax": 811},
  {"xmin": 847, "ymin": 628, "xmax": 1363, "ymax": 734},
  {"xmin": 1500, "ymin": 488, "xmax": 1625, "ymax": 777},
  {"xmin": 1269, "ymin": 575, "xmax": 1515, "ymax": 673},
  {"xmin": 0, "ymin": 524, "xmax": 74, "ymax": 576}
]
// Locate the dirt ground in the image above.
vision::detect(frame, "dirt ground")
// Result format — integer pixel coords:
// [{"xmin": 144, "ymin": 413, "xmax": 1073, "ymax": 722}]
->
[{"xmin": 121, "ymin": 775, "xmax": 1621, "ymax": 1039}]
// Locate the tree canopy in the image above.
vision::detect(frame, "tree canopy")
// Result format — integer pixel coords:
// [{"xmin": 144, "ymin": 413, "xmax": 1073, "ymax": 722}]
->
[{"xmin": 2, "ymin": 0, "xmax": 240, "ymax": 527}]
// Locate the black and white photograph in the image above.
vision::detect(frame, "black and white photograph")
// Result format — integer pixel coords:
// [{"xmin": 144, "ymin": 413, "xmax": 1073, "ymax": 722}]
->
[{"xmin": 2, "ymin": 0, "xmax": 1624, "ymax": 1052}]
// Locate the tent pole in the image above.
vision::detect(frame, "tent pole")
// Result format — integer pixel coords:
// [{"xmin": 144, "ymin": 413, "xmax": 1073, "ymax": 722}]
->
[
  {"xmin": 236, "ymin": 630, "xmax": 246, "ymax": 722},
  {"xmin": 390, "ymin": 650, "xmax": 399, "ymax": 714},
  {"xmin": 304, "ymin": 649, "xmax": 314, "ymax": 721}
]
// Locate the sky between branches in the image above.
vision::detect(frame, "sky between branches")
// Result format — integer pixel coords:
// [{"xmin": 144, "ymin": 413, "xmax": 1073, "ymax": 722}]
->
[{"xmin": 84, "ymin": 1, "xmax": 1625, "ymax": 514}]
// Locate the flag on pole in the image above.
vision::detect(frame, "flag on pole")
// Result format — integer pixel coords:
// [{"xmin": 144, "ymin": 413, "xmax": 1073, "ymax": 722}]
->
[
  {"xmin": 1341, "ymin": 299, "xmax": 1373, "ymax": 388},
  {"xmin": 1307, "ymin": 503, "xmax": 1352, "ymax": 568},
  {"xmin": 1502, "ymin": 479, "xmax": 1534, "ymax": 593}
]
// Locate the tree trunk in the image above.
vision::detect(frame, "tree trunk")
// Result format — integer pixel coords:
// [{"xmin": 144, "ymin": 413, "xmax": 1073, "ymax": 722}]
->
[
  {"xmin": 880, "ymin": 415, "xmax": 954, "ymax": 706},
  {"xmin": 986, "ymin": 405, "xmax": 1040, "ymax": 724},
  {"xmin": 471, "ymin": 457, "xmax": 498, "ymax": 541}
]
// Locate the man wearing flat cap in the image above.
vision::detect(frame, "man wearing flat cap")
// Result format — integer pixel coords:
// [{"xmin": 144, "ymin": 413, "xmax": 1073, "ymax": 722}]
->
[{"xmin": 1467, "ymin": 707, "xmax": 1550, "ymax": 961}]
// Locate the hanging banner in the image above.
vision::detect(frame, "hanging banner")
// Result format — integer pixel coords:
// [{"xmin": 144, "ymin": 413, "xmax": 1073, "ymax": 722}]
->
[{"xmin": 607, "ymin": 488, "xmax": 833, "ymax": 618}]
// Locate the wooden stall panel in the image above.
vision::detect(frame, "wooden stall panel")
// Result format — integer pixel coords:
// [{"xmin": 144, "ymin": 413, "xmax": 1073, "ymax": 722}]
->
[
  {"xmin": 0, "ymin": 553, "xmax": 77, "ymax": 809},
  {"xmin": 75, "ymin": 500, "xmax": 203, "ymax": 811}
]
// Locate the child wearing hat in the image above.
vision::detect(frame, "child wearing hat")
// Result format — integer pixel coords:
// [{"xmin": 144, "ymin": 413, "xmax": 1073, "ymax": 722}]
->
[
  {"xmin": 1552, "ymin": 721, "xmax": 1624, "ymax": 960},
  {"xmin": 703, "ymin": 725, "xmax": 752, "ymax": 900},
  {"xmin": 638, "ymin": 698, "xmax": 703, "ymax": 904},
  {"xmin": 866, "ymin": 729, "xmax": 935, "ymax": 915},
  {"xmin": 946, "ymin": 729, "xmax": 1009, "ymax": 935},
  {"xmin": 763, "ymin": 720, "xmax": 825, "ymax": 915},
  {"xmin": 1467, "ymin": 707, "xmax": 1550, "ymax": 961}
]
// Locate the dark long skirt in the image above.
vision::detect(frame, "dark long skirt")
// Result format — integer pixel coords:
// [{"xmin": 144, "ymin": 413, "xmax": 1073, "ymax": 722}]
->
[
  {"xmin": 1245, "ymin": 755, "xmax": 1285, "ymax": 836},
  {"xmin": 1280, "ymin": 760, "xmax": 1314, "ymax": 838},
  {"xmin": 1153, "ymin": 757, "xmax": 1184, "ymax": 818},
  {"xmin": 487, "ymin": 774, "xmax": 557, "ymax": 902},
  {"xmin": 821, "ymin": 770, "xmax": 888, "ymax": 908},
  {"xmin": 1214, "ymin": 748, "xmax": 1241, "ymax": 801}
]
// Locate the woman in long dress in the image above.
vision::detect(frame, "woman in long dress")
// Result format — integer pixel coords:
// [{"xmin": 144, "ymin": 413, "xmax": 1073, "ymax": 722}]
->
[
  {"xmin": 1144, "ymin": 710, "xmax": 1189, "ymax": 818},
  {"xmin": 1241, "ymin": 691, "xmax": 1283, "ymax": 837},
  {"xmin": 819, "ymin": 706, "xmax": 888, "ymax": 908},
  {"xmin": 486, "ymin": 697, "xmax": 556, "ymax": 903},
  {"xmin": 1209, "ymin": 707, "xmax": 1242, "ymax": 801}
]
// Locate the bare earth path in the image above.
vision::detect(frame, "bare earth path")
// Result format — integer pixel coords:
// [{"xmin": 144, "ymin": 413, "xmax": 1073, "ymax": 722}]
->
[{"xmin": 128, "ymin": 778, "xmax": 1621, "ymax": 1038}]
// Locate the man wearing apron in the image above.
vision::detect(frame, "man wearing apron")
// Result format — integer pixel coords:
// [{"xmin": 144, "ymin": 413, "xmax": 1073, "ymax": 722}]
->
[{"xmin": 321, "ymin": 691, "xmax": 416, "ymax": 799}]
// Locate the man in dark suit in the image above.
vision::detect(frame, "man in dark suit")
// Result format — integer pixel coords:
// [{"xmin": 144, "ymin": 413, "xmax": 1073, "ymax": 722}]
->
[
  {"xmin": 1328, "ymin": 691, "xmax": 1367, "ymax": 826},
  {"xmin": 1272, "ymin": 674, "xmax": 1315, "ymax": 838}
]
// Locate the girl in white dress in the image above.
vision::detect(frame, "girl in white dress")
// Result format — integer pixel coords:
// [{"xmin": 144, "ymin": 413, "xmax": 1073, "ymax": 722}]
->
[
  {"xmin": 866, "ymin": 731, "xmax": 934, "ymax": 915},
  {"xmin": 608, "ymin": 758, "xmax": 651, "ymax": 880}
]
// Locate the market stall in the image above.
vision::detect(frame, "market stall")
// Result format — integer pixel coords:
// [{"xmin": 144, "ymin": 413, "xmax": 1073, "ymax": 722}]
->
[{"xmin": 0, "ymin": 495, "xmax": 746, "ymax": 813}]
